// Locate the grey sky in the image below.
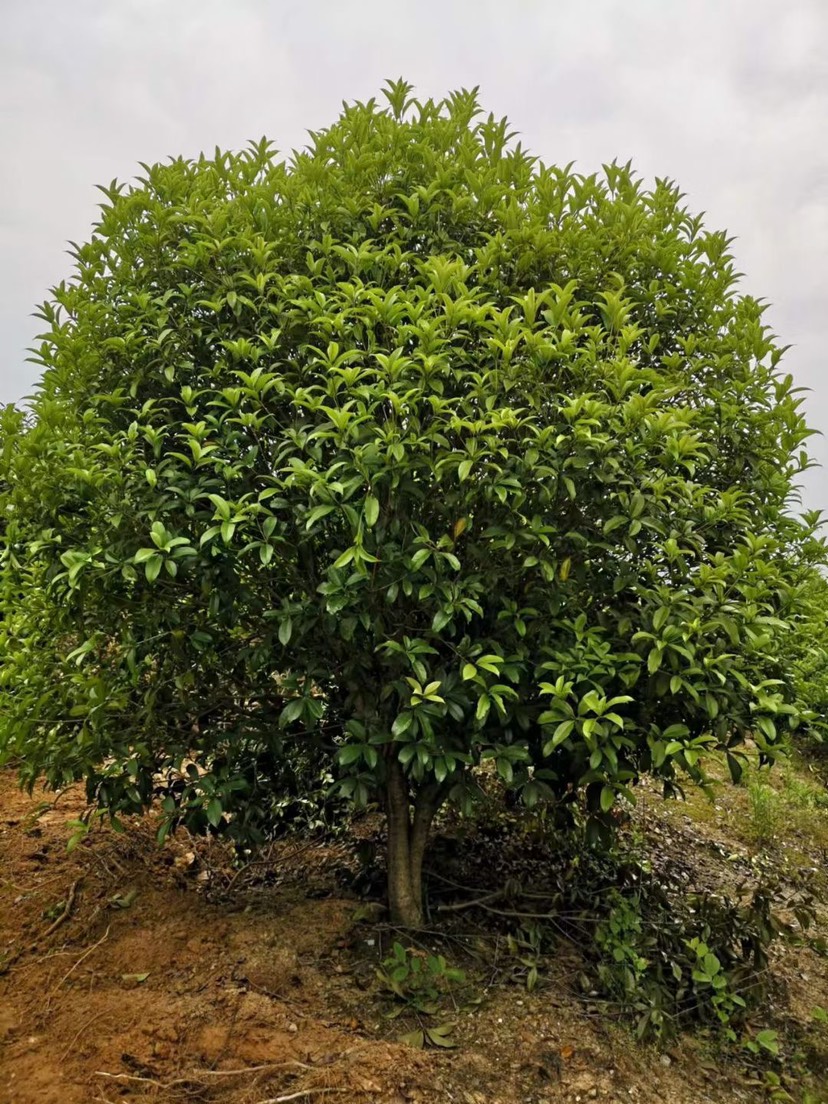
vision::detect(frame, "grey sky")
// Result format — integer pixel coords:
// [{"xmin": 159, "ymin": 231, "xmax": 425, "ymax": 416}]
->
[{"xmin": 2, "ymin": 0, "xmax": 826, "ymax": 511}]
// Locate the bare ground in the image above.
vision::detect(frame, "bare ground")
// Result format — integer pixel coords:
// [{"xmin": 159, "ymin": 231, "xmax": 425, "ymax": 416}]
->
[{"xmin": 1, "ymin": 760, "xmax": 827, "ymax": 1104}]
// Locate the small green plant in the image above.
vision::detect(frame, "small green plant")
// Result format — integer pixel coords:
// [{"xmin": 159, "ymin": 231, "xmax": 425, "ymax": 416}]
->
[
  {"xmin": 65, "ymin": 805, "xmax": 115, "ymax": 852},
  {"xmin": 781, "ymin": 767, "xmax": 828, "ymax": 812},
  {"xmin": 65, "ymin": 819, "xmax": 91, "ymax": 853},
  {"xmin": 743, "ymin": 1028, "xmax": 781, "ymax": 1058},
  {"xmin": 747, "ymin": 779, "xmax": 779, "ymax": 845},
  {"xmin": 41, "ymin": 897, "xmax": 69, "ymax": 922},
  {"xmin": 580, "ymin": 838, "xmax": 822, "ymax": 1043},
  {"xmin": 376, "ymin": 942, "xmax": 466, "ymax": 1047},
  {"xmin": 505, "ymin": 922, "xmax": 546, "ymax": 993},
  {"xmin": 686, "ymin": 936, "xmax": 747, "ymax": 1039},
  {"xmin": 737, "ymin": 1000, "xmax": 826, "ymax": 1102},
  {"xmin": 760, "ymin": 1069, "xmax": 799, "ymax": 1103},
  {"xmin": 377, "ymin": 941, "xmax": 466, "ymax": 1015},
  {"xmin": 596, "ymin": 894, "xmax": 650, "ymax": 991}
]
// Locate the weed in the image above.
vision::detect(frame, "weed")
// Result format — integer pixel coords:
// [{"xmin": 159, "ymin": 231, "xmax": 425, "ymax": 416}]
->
[
  {"xmin": 375, "ymin": 942, "xmax": 467, "ymax": 1048},
  {"xmin": 743, "ymin": 1027, "xmax": 780, "ymax": 1058},
  {"xmin": 499, "ymin": 831, "xmax": 824, "ymax": 1044},
  {"xmin": 746, "ymin": 779, "xmax": 779, "ymax": 845},
  {"xmin": 781, "ymin": 767, "xmax": 828, "ymax": 812}
]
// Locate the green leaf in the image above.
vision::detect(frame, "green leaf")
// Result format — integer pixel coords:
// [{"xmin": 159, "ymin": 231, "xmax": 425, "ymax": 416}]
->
[
  {"xmin": 496, "ymin": 757, "xmax": 513, "ymax": 783},
  {"xmin": 333, "ymin": 546, "xmax": 355, "ymax": 569},
  {"xmin": 280, "ymin": 699, "xmax": 303, "ymax": 726},
  {"xmin": 542, "ymin": 719, "xmax": 574, "ymax": 757},
  {"xmin": 199, "ymin": 525, "xmax": 221, "ymax": 546},
  {"xmin": 207, "ymin": 494, "xmax": 231, "ymax": 520},
  {"xmin": 278, "ymin": 617, "xmax": 292, "ymax": 646},
  {"xmin": 754, "ymin": 1029, "xmax": 780, "ymax": 1056},
  {"xmin": 476, "ymin": 654, "xmax": 503, "ymax": 674},
  {"xmin": 652, "ymin": 607, "xmax": 669, "ymax": 631},
  {"xmin": 600, "ymin": 785, "xmax": 615, "ymax": 813},
  {"xmin": 702, "ymin": 952, "xmax": 720, "ymax": 976},
  {"xmin": 305, "ymin": 504, "xmax": 336, "ymax": 529},
  {"xmin": 725, "ymin": 752, "xmax": 744, "ymax": 784},
  {"xmin": 206, "ymin": 798, "xmax": 223, "ymax": 827},
  {"xmin": 392, "ymin": 712, "xmax": 414, "ymax": 737},
  {"xmin": 364, "ymin": 494, "xmax": 380, "ymax": 527},
  {"xmin": 144, "ymin": 555, "xmax": 163, "ymax": 582},
  {"xmin": 432, "ymin": 609, "xmax": 451, "ymax": 632},
  {"xmin": 755, "ymin": 715, "xmax": 777, "ymax": 741}
]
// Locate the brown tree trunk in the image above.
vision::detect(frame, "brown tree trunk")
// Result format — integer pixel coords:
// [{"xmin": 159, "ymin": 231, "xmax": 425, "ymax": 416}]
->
[
  {"xmin": 384, "ymin": 759, "xmax": 444, "ymax": 928},
  {"xmin": 409, "ymin": 780, "xmax": 441, "ymax": 913}
]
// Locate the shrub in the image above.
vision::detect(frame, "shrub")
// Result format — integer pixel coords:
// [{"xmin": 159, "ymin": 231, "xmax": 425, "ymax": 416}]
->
[{"xmin": 0, "ymin": 80, "xmax": 822, "ymax": 926}]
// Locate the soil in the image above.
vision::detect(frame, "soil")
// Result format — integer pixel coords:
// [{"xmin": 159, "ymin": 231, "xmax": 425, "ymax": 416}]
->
[{"xmin": 1, "ymin": 766, "xmax": 826, "ymax": 1104}]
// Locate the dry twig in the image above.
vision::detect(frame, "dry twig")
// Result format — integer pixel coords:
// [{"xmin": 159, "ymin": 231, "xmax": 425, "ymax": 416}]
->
[
  {"xmin": 0, "ymin": 879, "xmax": 83, "ymax": 975},
  {"xmin": 436, "ymin": 888, "xmax": 505, "ymax": 912},
  {"xmin": 92, "ymin": 1060, "xmax": 316, "ymax": 1093},
  {"xmin": 59, "ymin": 1009, "xmax": 110, "ymax": 1062},
  {"xmin": 198, "ymin": 1062, "xmax": 313, "ymax": 1076},
  {"xmin": 94, "ymin": 1071, "xmax": 165, "ymax": 1087},
  {"xmin": 43, "ymin": 878, "xmax": 80, "ymax": 937},
  {"xmin": 47, "ymin": 924, "xmax": 110, "ymax": 1005},
  {"xmin": 257, "ymin": 1092, "xmax": 351, "ymax": 1103}
]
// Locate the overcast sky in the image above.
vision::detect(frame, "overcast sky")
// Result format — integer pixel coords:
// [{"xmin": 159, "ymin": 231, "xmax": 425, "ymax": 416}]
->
[{"xmin": 2, "ymin": 0, "xmax": 826, "ymax": 511}]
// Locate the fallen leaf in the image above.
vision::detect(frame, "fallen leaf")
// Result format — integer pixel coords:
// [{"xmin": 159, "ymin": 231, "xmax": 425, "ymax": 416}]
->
[
  {"xmin": 121, "ymin": 972, "xmax": 150, "ymax": 986},
  {"xmin": 109, "ymin": 888, "xmax": 138, "ymax": 909},
  {"xmin": 425, "ymin": 1022, "xmax": 457, "ymax": 1048},
  {"xmin": 398, "ymin": 1029, "xmax": 425, "ymax": 1048}
]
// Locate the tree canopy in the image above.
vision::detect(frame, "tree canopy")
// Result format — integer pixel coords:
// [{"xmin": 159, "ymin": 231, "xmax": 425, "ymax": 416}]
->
[{"xmin": 0, "ymin": 80, "xmax": 823, "ymax": 925}]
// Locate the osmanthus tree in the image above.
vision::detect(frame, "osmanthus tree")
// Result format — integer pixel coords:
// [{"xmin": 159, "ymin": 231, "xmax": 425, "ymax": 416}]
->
[
  {"xmin": 0, "ymin": 81, "xmax": 823, "ymax": 926},
  {"xmin": 779, "ymin": 564, "xmax": 828, "ymax": 747}
]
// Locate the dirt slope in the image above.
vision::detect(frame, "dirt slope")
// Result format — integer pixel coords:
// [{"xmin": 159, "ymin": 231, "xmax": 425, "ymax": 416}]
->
[{"xmin": 1, "ymin": 769, "xmax": 826, "ymax": 1104}]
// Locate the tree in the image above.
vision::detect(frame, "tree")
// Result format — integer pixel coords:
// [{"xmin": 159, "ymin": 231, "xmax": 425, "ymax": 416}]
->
[
  {"xmin": 778, "ymin": 564, "xmax": 828, "ymax": 749},
  {"xmin": 0, "ymin": 81, "xmax": 822, "ymax": 926}
]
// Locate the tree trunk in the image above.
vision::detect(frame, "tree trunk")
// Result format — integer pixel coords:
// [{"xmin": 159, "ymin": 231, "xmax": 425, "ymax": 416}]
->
[{"xmin": 384, "ymin": 758, "xmax": 443, "ymax": 928}]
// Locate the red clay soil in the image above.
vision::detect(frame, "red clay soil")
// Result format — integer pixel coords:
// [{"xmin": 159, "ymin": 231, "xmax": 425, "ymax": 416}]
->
[{"xmin": 0, "ymin": 771, "xmax": 824, "ymax": 1104}]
